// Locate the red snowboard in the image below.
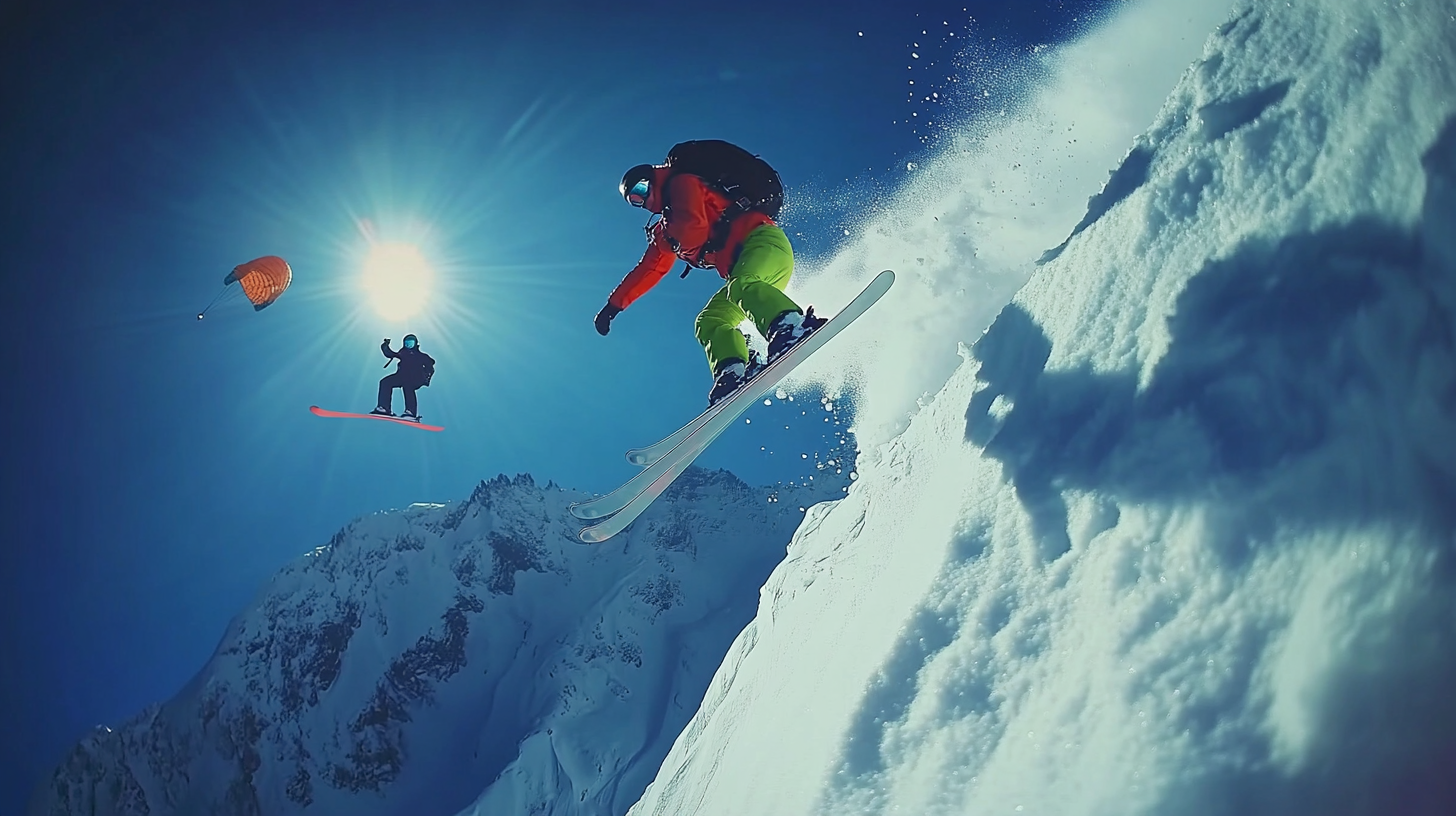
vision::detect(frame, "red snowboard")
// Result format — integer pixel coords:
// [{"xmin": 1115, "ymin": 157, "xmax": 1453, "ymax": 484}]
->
[{"xmin": 309, "ymin": 405, "xmax": 444, "ymax": 432}]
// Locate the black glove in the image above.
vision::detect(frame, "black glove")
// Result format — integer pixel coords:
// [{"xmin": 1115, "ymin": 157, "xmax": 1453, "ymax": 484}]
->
[{"xmin": 594, "ymin": 303, "xmax": 622, "ymax": 336}]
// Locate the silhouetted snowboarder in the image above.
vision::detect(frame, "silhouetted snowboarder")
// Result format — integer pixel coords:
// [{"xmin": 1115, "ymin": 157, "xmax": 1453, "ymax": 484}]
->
[{"xmin": 373, "ymin": 334, "xmax": 435, "ymax": 422}]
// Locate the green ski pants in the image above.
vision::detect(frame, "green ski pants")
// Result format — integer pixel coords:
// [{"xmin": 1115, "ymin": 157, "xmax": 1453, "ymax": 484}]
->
[{"xmin": 693, "ymin": 225, "xmax": 802, "ymax": 374}]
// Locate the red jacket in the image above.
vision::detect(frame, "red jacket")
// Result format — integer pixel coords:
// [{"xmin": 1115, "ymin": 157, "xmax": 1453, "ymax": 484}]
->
[{"xmin": 608, "ymin": 167, "xmax": 775, "ymax": 310}]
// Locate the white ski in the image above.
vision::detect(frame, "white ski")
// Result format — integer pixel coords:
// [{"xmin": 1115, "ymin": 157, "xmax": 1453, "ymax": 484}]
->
[
  {"xmin": 624, "ymin": 407, "xmax": 713, "ymax": 467},
  {"xmin": 572, "ymin": 270, "xmax": 894, "ymax": 542}
]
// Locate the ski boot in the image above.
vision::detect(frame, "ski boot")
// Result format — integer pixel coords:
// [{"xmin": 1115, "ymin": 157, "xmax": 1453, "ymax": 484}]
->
[
  {"xmin": 707, "ymin": 359, "xmax": 748, "ymax": 406},
  {"xmin": 370, "ymin": 406, "xmax": 394, "ymax": 417},
  {"xmin": 766, "ymin": 307, "xmax": 827, "ymax": 363},
  {"xmin": 745, "ymin": 345, "xmax": 766, "ymax": 380},
  {"xmin": 400, "ymin": 410, "xmax": 421, "ymax": 423}
]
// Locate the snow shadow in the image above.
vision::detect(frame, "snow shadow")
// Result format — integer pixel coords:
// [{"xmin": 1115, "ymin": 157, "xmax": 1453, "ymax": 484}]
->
[
  {"xmin": 814, "ymin": 524, "xmax": 997, "ymax": 814},
  {"xmin": 1039, "ymin": 144, "xmax": 1155, "ymax": 265},
  {"xmin": 814, "ymin": 115, "xmax": 1456, "ymax": 813},
  {"xmin": 832, "ymin": 599, "xmax": 964, "ymax": 781},
  {"xmin": 825, "ymin": 523, "xmax": 1004, "ymax": 785},
  {"xmin": 965, "ymin": 210, "xmax": 1452, "ymax": 558},
  {"xmin": 942, "ymin": 118, "xmax": 1456, "ymax": 813},
  {"xmin": 967, "ymin": 112, "xmax": 1456, "ymax": 552},
  {"xmin": 1196, "ymin": 79, "xmax": 1291, "ymax": 141},
  {"xmin": 809, "ymin": 118, "xmax": 1456, "ymax": 810}
]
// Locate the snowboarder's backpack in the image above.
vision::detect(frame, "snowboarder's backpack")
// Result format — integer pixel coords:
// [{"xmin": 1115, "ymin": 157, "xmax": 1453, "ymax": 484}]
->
[
  {"xmin": 664, "ymin": 139, "xmax": 784, "ymax": 219},
  {"xmin": 661, "ymin": 140, "xmax": 784, "ymax": 265}
]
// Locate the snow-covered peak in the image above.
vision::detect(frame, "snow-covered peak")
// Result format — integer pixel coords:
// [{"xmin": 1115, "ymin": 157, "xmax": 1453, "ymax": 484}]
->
[{"xmin": 30, "ymin": 468, "xmax": 813, "ymax": 816}]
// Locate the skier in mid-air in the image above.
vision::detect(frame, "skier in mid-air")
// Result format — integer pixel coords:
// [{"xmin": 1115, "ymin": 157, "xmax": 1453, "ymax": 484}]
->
[
  {"xmin": 372, "ymin": 334, "xmax": 435, "ymax": 421},
  {"xmin": 593, "ymin": 140, "xmax": 826, "ymax": 405}
]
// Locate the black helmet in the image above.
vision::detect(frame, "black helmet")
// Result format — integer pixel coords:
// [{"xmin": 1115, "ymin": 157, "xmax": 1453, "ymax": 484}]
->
[
  {"xmin": 619, "ymin": 164, "xmax": 656, "ymax": 206},
  {"xmin": 403, "ymin": 334, "xmax": 419, "ymax": 349}
]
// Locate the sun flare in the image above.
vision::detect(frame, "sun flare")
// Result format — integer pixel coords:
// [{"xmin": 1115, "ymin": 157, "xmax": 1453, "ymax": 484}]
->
[{"xmin": 362, "ymin": 242, "xmax": 434, "ymax": 321}]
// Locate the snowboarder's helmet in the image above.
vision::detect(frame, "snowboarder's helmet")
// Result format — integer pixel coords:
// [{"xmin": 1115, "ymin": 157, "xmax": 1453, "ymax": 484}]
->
[
  {"xmin": 403, "ymin": 334, "xmax": 418, "ymax": 349},
  {"xmin": 620, "ymin": 164, "xmax": 655, "ymax": 207}
]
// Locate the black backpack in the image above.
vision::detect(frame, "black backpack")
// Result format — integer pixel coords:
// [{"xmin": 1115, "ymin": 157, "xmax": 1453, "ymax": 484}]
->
[
  {"xmin": 664, "ymin": 139, "xmax": 784, "ymax": 219},
  {"xmin": 661, "ymin": 141, "xmax": 785, "ymax": 270}
]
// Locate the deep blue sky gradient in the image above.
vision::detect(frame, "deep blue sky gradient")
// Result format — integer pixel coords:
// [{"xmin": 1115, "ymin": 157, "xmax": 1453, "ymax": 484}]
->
[{"xmin": 0, "ymin": 0, "xmax": 1111, "ymax": 807}]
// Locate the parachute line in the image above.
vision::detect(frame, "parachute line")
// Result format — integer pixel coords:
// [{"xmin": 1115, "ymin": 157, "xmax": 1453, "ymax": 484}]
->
[
  {"xmin": 198, "ymin": 255, "xmax": 292, "ymax": 320},
  {"xmin": 196, "ymin": 288, "xmax": 230, "ymax": 321}
]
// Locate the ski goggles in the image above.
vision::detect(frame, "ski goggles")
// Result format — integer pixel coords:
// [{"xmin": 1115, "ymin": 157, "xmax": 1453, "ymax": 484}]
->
[
  {"xmin": 403, "ymin": 337, "xmax": 417, "ymax": 348},
  {"xmin": 625, "ymin": 179, "xmax": 650, "ymax": 207}
]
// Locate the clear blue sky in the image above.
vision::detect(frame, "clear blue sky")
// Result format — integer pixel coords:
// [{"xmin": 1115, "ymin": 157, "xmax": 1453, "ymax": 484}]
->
[{"xmin": 0, "ymin": 0, "xmax": 1110, "ymax": 807}]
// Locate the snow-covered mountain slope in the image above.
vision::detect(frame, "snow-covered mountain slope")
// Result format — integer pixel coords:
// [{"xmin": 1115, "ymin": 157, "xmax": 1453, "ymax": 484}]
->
[
  {"xmin": 628, "ymin": 1, "xmax": 1456, "ymax": 815},
  {"xmin": 29, "ymin": 469, "xmax": 816, "ymax": 816}
]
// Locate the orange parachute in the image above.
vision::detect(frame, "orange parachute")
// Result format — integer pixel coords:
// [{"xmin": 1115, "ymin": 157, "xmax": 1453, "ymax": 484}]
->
[{"xmin": 198, "ymin": 255, "xmax": 293, "ymax": 319}]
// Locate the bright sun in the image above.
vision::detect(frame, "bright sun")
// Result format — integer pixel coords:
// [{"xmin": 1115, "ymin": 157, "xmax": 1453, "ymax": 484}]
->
[{"xmin": 362, "ymin": 242, "xmax": 434, "ymax": 321}]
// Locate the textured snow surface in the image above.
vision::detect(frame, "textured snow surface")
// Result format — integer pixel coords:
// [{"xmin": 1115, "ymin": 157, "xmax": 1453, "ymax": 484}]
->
[
  {"xmin": 29, "ymin": 469, "xmax": 813, "ymax": 816},
  {"xmin": 629, "ymin": 0, "xmax": 1456, "ymax": 814}
]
